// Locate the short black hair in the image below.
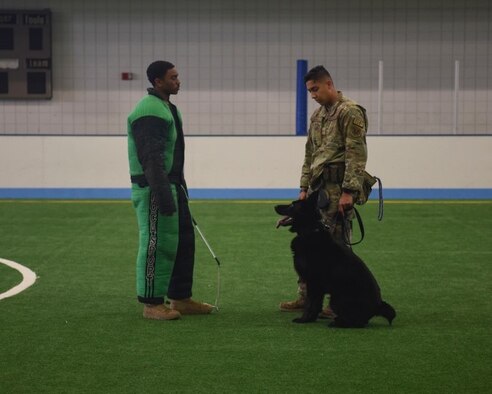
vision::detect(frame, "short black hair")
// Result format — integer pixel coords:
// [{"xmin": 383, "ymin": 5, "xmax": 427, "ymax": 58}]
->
[
  {"xmin": 146, "ymin": 60, "xmax": 175, "ymax": 86},
  {"xmin": 304, "ymin": 65, "xmax": 332, "ymax": 84}
]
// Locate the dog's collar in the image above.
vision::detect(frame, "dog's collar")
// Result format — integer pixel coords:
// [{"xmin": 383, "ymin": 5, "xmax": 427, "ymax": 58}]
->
[
  {"xmin": 303, "ymin": 221, "xmax": 331, "ymax": 234},
  {"xmin": 320, "ymin": 220, "xmax": 332, "ymax": 232}
]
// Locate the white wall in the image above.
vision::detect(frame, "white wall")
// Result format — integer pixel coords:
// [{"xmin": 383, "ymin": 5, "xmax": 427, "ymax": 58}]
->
[
  {"xmin": 1, "ymin": 136, "xmax": 491, "ymax": 190},
  {"xmin": 0, "ymin": 0, "xmax": 491, "ymax": 136}
]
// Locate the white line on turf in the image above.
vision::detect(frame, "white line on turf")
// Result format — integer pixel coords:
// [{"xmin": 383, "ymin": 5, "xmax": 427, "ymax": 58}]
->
[{"xmin": 0, "ymin": 258, "xmax": 37, "ymax": 301}]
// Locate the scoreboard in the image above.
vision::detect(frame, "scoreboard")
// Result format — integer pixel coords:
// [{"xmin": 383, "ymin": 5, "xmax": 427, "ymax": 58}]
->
[{"xmin": 0, "ymin": 9, "xmax": 52, "ymax": 99}]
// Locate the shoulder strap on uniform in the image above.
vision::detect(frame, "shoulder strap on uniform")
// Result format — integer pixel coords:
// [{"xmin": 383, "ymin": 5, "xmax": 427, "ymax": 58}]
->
[{"xmin": 356, "ymin": 104, "xmax": 369, "ymax": 129}]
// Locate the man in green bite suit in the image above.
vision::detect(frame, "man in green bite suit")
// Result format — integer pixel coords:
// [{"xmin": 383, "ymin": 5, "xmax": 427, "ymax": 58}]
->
[{"xmin": 127, "ymin": 61, "xmax": 213, "ymax": 320}]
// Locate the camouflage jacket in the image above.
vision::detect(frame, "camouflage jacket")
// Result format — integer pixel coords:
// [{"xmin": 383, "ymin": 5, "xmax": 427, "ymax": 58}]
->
[{"xmin": 300, "ymin": 92, "xmax": 368, "ymax": 194}]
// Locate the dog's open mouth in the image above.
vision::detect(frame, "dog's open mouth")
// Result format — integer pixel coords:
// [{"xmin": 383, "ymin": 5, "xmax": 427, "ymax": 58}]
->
[{"xmin": 276, "ymin": 216, "xmax": 293, "ymax": 228}]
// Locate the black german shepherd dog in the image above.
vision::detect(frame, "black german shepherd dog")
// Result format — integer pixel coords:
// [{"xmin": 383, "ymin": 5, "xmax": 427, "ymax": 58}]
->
[{"xmin": 275, "ymin": 192, "xmax": 396, "ymax": 328}]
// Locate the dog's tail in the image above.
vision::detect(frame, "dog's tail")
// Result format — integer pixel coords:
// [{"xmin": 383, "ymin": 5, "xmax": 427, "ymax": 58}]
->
[{"xmin": 378, "ymin": 301, "xmax": 396, "ymax": 326}]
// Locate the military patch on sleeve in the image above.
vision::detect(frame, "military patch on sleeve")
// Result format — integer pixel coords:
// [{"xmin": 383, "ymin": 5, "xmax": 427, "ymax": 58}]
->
[{"xmin": 353, "ymin": 117, "xmax": 365, "ymax": 129}]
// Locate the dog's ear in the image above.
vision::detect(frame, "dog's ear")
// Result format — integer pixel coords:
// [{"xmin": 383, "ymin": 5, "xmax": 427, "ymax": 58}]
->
[{"xmin": 306, "ymin": 190, "xmax": 318, "ymax": 201}]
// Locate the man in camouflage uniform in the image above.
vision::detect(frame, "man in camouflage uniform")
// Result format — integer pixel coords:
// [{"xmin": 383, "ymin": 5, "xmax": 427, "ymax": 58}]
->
[{"xmin": 280, "ymin": 65, "xmax": 369, "ymax": 314}]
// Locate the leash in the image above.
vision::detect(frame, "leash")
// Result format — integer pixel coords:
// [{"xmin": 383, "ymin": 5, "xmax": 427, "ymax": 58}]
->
[
  {"xmin": 341, "ymin": 207, "xmax": 364, "ymax": 246},
  {"xmin": 375, "ymin": 176, "xmax": 384, "ymax": 221},
  {"xmin": 342, "ymin": 176, "xmax": 384, "ymax": 245},
  {"xmin": 328, "ymin": 177, "xmax": 385, "ymax": 247},
  {"xmin": 180, "ymin": 185, "xmax": 221, "ymax": 312}
]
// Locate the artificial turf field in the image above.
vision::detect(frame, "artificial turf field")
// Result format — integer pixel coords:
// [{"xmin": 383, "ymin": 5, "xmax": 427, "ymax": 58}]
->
[{"xmin": 0, "ymin": 199, "xmax": 491, "ymax": 394}]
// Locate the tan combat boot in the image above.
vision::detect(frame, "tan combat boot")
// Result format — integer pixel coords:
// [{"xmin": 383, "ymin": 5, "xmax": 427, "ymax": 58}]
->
[
  {"xmin": 169, "ymin": 298, "xmax": 214, "ymax": 315},
  {"xmin": 143, "ymin": 304, "xmax": 181, "ymax": 320},
  {"xmin": 280, "ymin": 282, "xmax": 307, "ymax": 311},
  {"xmin": 279, "ymin": 297, "xmax": 305, "ymax": 312},
  {"xmin": 319, "ymin": 306, "xmax": 337, "ymax": 319}
]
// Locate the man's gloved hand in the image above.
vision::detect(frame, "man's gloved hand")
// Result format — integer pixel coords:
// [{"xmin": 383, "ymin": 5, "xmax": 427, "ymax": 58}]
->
[{"xmin": 159, "ymin": 200, "xmax": 176, "ymax": 216}]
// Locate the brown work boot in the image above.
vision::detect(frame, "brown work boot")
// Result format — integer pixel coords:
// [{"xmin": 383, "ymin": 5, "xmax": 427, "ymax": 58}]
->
[
  {"xmin": 143, "ymin": 304, "xmax": 181, "ymax": 320},
  {"xmin": 279, "ymin": 297, "xmax": 305, "ymax": 312},
  {"xmin": 169, "ymin": 298, "xmax": 214, "ymax": 315}
]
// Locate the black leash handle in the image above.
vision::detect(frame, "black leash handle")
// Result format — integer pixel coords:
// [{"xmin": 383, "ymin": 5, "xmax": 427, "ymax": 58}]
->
[
  {"xmin": 341, "ymin": 176, "xmax": 383, "ymax": 246},
  {"xmin": 342, "ymin": 207, "xmax": 365, "ymax": 246},
  {"xmin": 330, "ymin": 174, "xmax": 385, "ymax": 247},
  {"xmin": 375, "ymin": 176, "xmax": 384, "ymax": 221},
  {"xmin": 342, "ymin": 176, "xmax": 384, "ymax": 246}
]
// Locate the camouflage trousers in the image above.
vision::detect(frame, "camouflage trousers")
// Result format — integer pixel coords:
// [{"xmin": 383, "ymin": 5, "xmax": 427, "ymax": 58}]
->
[{"xmin": 297, "ymin": 181, "xmax": 352, "ymax": 299}]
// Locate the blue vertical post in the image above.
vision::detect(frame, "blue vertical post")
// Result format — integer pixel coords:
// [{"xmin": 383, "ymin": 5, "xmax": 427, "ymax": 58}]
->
[{"xmin": 295, "ymin": 59, "xmax": 308, "ymax": 135}]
